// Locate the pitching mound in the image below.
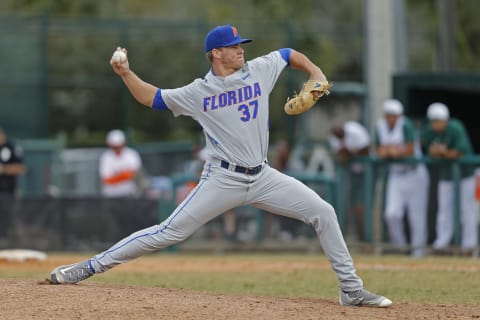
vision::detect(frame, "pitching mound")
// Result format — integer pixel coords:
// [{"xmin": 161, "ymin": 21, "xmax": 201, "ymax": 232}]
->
[{"xmin": 2, "ymin": 279, "xmax": 478, "ymax": 320}]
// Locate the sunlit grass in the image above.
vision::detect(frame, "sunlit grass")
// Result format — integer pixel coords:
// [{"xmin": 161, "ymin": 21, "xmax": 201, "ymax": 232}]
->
[{"xmin": 1, "ymin": 252, "xmax": 479, "ymax": 304}]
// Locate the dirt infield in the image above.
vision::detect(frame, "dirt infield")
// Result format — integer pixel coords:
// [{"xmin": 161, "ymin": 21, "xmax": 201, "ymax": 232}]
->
[
  {"xmin": 1, "ymin": 279, "xmax": 478, "ymax": 320},
  {"xmin": 1, "ymin": 256, "xmax": 480, "ymax": 319}
]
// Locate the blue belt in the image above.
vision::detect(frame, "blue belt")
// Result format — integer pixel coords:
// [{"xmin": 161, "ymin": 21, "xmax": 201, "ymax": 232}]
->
[{"xmin": 220, "ymin": 160, "xmax": 265, "ymax": 175}]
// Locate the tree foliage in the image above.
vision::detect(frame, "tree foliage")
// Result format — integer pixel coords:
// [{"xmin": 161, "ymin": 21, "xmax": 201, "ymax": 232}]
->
[{"xmin": 1, "ymin": 0, "xmax": 479, "ymax": 146}]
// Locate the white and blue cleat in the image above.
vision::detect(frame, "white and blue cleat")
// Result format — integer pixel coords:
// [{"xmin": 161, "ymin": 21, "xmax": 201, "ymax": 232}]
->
[
  {"xmin": 50, "ymin": 259, "xmax": 95, "ymax": 284},
  {"xmin": 339, "ymin": 288, "xmax": 392, "ymax": 307}
]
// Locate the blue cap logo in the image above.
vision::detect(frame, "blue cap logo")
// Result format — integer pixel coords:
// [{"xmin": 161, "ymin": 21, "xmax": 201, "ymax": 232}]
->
[{"xmin": 205, "ymin": 25, "xmax": 253, "ymax": 52}]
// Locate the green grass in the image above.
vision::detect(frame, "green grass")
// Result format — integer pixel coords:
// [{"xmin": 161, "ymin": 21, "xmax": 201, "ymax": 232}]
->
[
  {"xmin": 1, "ymin": 253, "xmax": 479, "ymax": 305},
  {"xmin": 100, "ymin": 269, "xmax": 340, "ymax": 298}
]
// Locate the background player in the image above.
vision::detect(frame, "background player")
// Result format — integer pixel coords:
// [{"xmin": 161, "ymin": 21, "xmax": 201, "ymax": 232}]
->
[
  {"xmin": 328, "ymin": 121, "xmax": 371, "ymax": 242},
  {"xmin": 0, "ymin": 126, "xmax": 27, "ymax": 238},
  {"xmin": 0, "ymin": 127, "xmax": 26, "ymax": 196},
  {"xmin": 375, "ymin": 99, "xmax": 429, "ymax": 257},
  {"xmin": 422, "ymin": 102, "xmax": 478, "ymax": 255},
  {"xmin": 48, "ymin": 24, "xmax": 392, "ymax": 307},
  {"xmin": 99, "ymin": 129, "xmax": 143, "ymax": 198}
]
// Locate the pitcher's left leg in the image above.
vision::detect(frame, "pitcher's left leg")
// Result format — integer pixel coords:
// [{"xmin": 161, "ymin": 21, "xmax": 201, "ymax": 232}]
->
[{"xmin": 247, "ymin": 167, "xmax": 362, "ymax": 292}]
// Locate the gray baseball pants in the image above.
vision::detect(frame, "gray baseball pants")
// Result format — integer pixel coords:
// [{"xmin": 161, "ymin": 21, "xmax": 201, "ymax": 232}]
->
[{"xmin": 91, "ymin": 161, "xmax": 363, "ymax": 291}]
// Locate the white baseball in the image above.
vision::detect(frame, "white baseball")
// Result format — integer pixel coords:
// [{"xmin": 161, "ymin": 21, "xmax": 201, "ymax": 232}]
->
[{"xmin": 112, "ymin": 50, "xmax": 127, "ymax": 63}]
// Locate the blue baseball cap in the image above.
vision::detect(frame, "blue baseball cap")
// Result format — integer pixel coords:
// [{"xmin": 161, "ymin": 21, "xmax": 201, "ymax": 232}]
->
[{"xmin": 205, "ymin": 25, "xmax": 252, "ymax": 52}]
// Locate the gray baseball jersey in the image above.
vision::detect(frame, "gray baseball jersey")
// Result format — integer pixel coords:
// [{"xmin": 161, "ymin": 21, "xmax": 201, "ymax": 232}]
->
[
  {"xmin": 89, "ymin": 48, "xmax": 364, "ymax": 292},
  {"xmin": 155, "ymin": 49, "xmax": 287, "ymax": 167}
]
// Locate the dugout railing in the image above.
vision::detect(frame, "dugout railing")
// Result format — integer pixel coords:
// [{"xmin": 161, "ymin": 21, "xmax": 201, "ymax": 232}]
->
[
  {"xmin": 0, "ymin": 195, "xmax": 160, "ymax": 252},
  {"xmin": 337, "ymin": 155, "xmax": 480, "ymax": 255},
  {"xmin": 1, "ymin": 154, "xmax": 479, "ymax": 254},
  {"xmin": 165, "ymin": 156, "xmax": 480, "ymax": 254}
]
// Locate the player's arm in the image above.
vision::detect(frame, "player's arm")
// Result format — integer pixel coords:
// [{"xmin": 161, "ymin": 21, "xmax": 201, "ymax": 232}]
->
[
  {"xmin": 0, "ymin": 163, "xmax": 26, "ymax": 175},
  {"xmin": 352, "ymin": 146, "xmax": 370, "ymax": 157},
  {"xmin": 443, "ymin": 125, "xmax": 470, "ymax": 160},
  {"xmin": 443, "ymin": 149, "xmax": 461, "ymax": 159},
  {"xmin": 374, "ymin": 130, "xmax": 387, "ymax": 158},
  {"xmin": 0, "ymin": 146, "xmax": 27, "ymax": 175},
  {"xmin": 288, "ymin": 49, "xmax": 327, "ymax": 81},
  {"xmin": 119, "ymin": 71, "xmax": 158, "ymax": 108},
  {"xmin": 110, "ymin": 48, "xmax": 158, "ymax": 108},
  {"xmin": 392, "ymin": 122, "xmax": 416, "ymax": 158},
  {"xmin": 99, "ymin": 159, "xmax": 137, "ymax": 185},
  {"xmin": 443, "ymin": 137, "xmax": 462, "ymax": 159},
  {"xmin": 389, "ymin": 143, "xmax": 414, "ymax": 158},
  {"xmin": 102, "ymin": 170, "xmax": 137, "ymax": 185}
]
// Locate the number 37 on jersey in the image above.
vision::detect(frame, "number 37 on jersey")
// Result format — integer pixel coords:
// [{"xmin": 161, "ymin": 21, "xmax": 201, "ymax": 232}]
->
[{"xmin": 203, "ymin": 82, "xmax": 262, "ymax": 123}]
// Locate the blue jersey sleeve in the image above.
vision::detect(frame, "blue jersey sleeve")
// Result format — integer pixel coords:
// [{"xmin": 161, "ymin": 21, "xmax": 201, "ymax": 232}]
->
[
  {"xmin": 152, "ymin": 89, "xmax": 169, "ymax": 111},
  {"xmin": 278, "ymin": 48, "xmax": 292, "ymax": 65}
]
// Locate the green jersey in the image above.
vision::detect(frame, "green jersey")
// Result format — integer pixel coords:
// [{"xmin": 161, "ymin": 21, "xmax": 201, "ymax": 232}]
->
[{"xmin": 421, "ymin": 118, "xmax": 474, "ymax": 180}]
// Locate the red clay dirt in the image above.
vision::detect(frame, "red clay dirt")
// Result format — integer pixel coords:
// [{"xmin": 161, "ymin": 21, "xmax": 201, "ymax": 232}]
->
[{"xmin": 1, "ymin": 256, "xmax": 479, "ymax": 320}]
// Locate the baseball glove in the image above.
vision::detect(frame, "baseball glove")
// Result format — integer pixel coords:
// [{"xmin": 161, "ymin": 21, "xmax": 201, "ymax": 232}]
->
[{"xmin": 284, "ymin": 80, "xmax": 333, "ymax": 115}]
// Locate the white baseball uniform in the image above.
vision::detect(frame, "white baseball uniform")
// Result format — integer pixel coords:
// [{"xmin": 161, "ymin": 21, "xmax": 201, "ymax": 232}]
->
[
  {"xmin": 376, "ymin": 116, "xmax": 429, "ymax": 256},
  {"xmin": 99, "ymin": 147, "xmax": 142, "ymax": 197},
  {"xmin": 328, "ymin": 121, "xmax": 371, "ymax": 156},
  {"xmin": 328, "ymin": 121, "xmax": 370, "ymax": 240},
  {"xmin": 328, "ymin": 121, "xmax": 370, "ymax": 173},
  {"xmin": 89, "ymin": 49, "xmax": 363, "ymax": 291}
]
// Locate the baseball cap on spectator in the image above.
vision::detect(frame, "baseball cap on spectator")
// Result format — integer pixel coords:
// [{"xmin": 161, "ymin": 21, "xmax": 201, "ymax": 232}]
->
[
  {"xmin": 106, "ymin": 129, "xmax": 126, "ymax": 147},
  {"xmin": 427, "ymin": 102, "xmax": 449, "ymax": 120},
  {"xmin": 205, "ymin": 25, "xmax": 252, "ymax": 52},
  {"xmin": 383, "ymin": 99, "xmax": 404, "ymax": 115}
]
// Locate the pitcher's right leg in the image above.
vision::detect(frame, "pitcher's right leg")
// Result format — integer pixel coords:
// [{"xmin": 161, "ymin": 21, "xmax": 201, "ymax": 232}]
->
[
  {"xmin": 91, "ymin": 178, "xmax": 244, "ymax": 272},
  {"xmin": 50, "ymin": 164, "xmax": 246, "ymax": 283}
]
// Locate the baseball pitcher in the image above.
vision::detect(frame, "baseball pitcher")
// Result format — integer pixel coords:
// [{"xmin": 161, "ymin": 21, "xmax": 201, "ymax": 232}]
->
[{"xmin": 47, "ymin": 24, "xmax": 391, "ymax": 307}]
